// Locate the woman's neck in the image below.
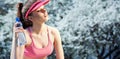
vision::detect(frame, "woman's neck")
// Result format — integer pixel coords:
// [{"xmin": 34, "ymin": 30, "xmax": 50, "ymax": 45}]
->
[{"xmin": 31, "ymin": 23, "xmax": 47, "ymax": 34}]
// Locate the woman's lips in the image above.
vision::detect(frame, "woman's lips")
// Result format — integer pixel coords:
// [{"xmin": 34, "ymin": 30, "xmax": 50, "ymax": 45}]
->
[
  {"xmin": 44, "ymin": 15, "xmax": 47, "ymax": 17},
  {"xmin": 44, "ymin": 14, "xmax": 47, "ymax": 17}
]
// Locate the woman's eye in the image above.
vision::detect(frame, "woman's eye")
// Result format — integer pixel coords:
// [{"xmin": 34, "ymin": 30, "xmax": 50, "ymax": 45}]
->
[
  {"xmin": 36, "ymin": 9, "xmax": 46, "ymax": 13},
  {"xmin": 37, "ymin": 10, "xmax": 40, "ymax": 12}
]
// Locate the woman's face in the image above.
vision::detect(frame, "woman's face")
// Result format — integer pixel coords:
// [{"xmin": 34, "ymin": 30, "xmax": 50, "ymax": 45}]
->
[{"xmin": 29, "ymin": 6, "xmax": 48, "ymax": 23}]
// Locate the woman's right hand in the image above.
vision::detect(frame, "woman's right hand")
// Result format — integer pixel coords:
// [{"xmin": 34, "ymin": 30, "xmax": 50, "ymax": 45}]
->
[{"xmin": 13, "ymin": 23, "xmax": 25, "ymax": 37}]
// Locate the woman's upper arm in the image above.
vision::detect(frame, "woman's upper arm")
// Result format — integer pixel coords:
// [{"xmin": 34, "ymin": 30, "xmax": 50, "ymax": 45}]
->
[{"xmin": 53, "ymin": 28, "xmax": 64, "ymax": 59}]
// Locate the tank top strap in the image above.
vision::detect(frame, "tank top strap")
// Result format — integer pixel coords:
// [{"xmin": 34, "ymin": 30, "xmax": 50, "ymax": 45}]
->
[
  {"xmin": 46, "ymin": 26, "xmax": 53, "ymax": 49},
  {"xmin": 47, "ymin": 26, "xmax": 51, "ymax": 42}
]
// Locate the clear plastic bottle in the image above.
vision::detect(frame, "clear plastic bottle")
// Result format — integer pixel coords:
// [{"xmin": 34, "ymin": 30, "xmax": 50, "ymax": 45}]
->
[{"xmin": 16, "ymin": 17, "xmax": 26, "ymax": 46}]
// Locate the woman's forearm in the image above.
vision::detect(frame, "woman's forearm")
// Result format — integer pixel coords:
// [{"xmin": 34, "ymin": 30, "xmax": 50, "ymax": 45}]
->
[{"xmin": 16, "ymin": 45, "xmax": 25, "ymax": 59}]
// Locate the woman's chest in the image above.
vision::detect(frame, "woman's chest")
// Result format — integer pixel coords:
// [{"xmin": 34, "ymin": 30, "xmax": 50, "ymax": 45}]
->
[{"xmin": 26, "ymin": 31, "xmax": 54, "ymax": 48}]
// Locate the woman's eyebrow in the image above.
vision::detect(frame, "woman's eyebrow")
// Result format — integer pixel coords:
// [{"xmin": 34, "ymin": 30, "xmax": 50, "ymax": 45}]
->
[
  {"xmin": 37, "ymin": 7, "xmax": 44, "ymax": 10},
  {"xmin": 37, "ymin": 7, "xmax": 45, "ymax": 11}
]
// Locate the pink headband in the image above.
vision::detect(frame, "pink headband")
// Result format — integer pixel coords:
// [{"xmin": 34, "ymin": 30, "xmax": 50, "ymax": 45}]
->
[{"xmin": 25, "ymin": 0, "xmax": 50, "ymax": 19}]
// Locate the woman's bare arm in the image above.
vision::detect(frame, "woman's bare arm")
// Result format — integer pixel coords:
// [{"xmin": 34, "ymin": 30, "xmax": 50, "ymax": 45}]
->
[
  {"xmin": 11, "ymin": 24, "xmax": 27, "ymax": 59},
  {"xmin": 53, "ymin": 28, "xmax": 64, "ymax": 59}
]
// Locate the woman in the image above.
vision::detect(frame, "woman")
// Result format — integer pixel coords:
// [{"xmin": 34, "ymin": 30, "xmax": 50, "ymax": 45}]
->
[{"xmin": 10, "ymin": 0, "xmax": 64, "ymax": 59}]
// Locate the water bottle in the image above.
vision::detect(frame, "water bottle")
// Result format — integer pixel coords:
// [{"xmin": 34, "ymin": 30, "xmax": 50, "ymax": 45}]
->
[{"xmin": 16, "ymin": 17, "xmax": 26, "ymax": 46}]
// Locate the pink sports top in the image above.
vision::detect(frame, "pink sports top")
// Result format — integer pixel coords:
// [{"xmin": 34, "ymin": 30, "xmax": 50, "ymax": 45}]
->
[{"xmin": 24, "ymin": 27, "xmax": 53, "ymax": 58}]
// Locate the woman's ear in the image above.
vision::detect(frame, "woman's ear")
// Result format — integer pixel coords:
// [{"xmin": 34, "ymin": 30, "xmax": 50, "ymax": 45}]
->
[
  {"xmin": 28, "ymin": 13, "xmax": 34, "ymax": 20},
  {"xmin": 28, "ymin": 16, "xmax": 33, "ymax": 21}
]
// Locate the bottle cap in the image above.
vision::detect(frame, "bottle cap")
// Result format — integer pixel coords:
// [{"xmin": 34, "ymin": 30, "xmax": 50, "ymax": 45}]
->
[{"xmin": 16, "ymin": 17, "xmax": 20, "ymax": 22}]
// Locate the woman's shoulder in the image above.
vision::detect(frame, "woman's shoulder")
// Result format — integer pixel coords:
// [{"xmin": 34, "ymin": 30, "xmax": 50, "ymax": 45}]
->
[{"xmin": 47, "ymin": 26, "xmax": 60, "ymax": 35}]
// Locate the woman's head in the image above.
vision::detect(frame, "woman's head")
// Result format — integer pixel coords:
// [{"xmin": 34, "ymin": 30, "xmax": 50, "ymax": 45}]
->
[
  {"xmin": 28, "ymin": 6, "xmax": 49, "ymax": 23},
  {"xmin": 22, "ymin": 0, "xmax": 50, "ymax": 20},
  {"xmin": 18, "ymin": 0, "xmax": 50, "ymax": 28}
]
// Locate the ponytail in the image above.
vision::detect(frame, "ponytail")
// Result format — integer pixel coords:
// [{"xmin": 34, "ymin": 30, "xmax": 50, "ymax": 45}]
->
[{"xmin": 17, "ymin": 3, "xmax": 33, "ymax": 29}]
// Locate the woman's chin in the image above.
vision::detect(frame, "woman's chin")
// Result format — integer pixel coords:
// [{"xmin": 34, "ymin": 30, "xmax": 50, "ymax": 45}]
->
[
  {"xmin": 45, "ymin": 19, "xmax": 48, "ymax": 22},
  {"xmin": 45, "ymin": 17, "xmax": 48, "ymax": 21},
  {"xmin": 42, "ymin": 18, "xmax": 48, "ymax": 22}
]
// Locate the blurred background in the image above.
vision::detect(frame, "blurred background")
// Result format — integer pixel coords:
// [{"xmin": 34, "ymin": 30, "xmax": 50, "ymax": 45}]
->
[{"xmin": 0, "ymin": 0, "xmax": 120, "ymax": 59}]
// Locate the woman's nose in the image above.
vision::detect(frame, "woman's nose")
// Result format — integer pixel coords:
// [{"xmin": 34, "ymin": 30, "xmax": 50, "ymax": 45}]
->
[{"xmin": 41, "ymin": 9, "xmax": 46, "ymax": 13}]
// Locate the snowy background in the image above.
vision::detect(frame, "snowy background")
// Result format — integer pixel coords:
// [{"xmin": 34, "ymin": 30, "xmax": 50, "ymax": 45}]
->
[{"xmin": 0, "ymin": 0, "xmax": 120, "ymax": 59}]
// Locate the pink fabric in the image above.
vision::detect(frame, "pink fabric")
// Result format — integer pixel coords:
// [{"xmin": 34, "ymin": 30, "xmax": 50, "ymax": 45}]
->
[
  {"xmin": 24, "ymin": 27, "xmax": 53, "ymax": 58},
  {"xmin": 25, "ymin": 0, "xmax": 50, "ymax": 19}
]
